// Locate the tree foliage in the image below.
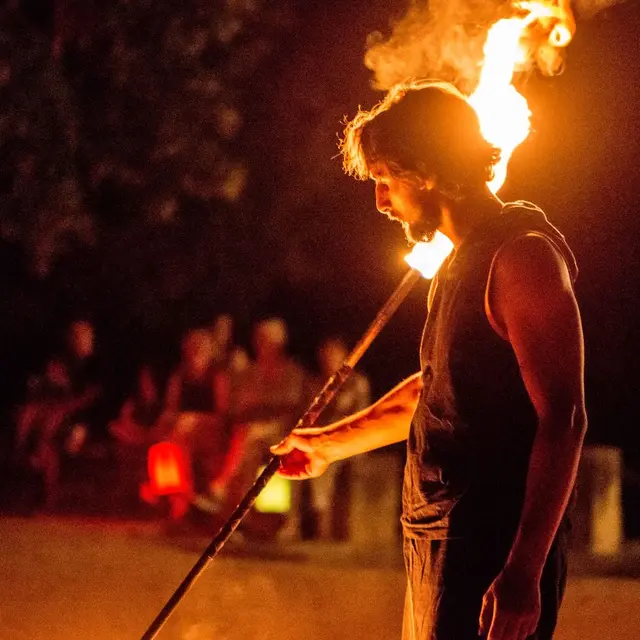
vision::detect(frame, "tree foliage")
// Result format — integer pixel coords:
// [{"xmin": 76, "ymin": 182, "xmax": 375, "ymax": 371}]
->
[{"xmin": 0, "ymin": 0, "xmax": 295, "ymax": 296}]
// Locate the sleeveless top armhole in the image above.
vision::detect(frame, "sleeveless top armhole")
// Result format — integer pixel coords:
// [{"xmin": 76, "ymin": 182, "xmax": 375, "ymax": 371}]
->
[
  {"xmin": 427, "ymin": 272, "xmax": 440, "ymax": 313},
  {"xmin": 484, "ymin": 231, "xmax": 575, "ymax": 342}
]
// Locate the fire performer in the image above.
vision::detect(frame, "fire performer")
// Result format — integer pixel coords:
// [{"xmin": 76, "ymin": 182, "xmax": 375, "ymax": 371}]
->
[{"xmin": 271, "ymin": 80, "xmax": 586, "ymax": 640}]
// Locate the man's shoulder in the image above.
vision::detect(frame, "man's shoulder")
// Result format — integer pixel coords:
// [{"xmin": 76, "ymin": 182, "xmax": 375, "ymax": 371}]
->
[
  {"xmin": 494, "ymin": 202, "xmax": 578, "ymax": 281},
  {"xmin": 495, "ymin": 233, "xmax": 573, "ymax": 286}
]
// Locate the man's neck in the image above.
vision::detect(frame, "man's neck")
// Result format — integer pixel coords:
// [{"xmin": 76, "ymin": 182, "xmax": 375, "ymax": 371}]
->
[{"xmin": 440, "ymin": 189, "xmax": 504, "ymax": 248}]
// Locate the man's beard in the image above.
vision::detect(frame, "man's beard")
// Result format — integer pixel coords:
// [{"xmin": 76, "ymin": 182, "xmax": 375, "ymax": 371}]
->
[
  {"xmin": 404, "ymin": 188, "xmax": 442, "ymax": 243},
  {"xmin": 403, "ymin": 217, "xmax": 439, "ymax": 244}
]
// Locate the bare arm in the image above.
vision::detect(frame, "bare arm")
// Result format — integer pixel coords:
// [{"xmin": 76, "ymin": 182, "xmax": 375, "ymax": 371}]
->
[
  {"xmin": 480, "ymin": 234, "xmax": 587, "ymax": 639},
  {"xmin": 495, "ymin": 235, "xmax": 586, "ymax": 576},
  {"xmin": 271, "ymin": 371, "xmax": 422, "ymax": 478}
]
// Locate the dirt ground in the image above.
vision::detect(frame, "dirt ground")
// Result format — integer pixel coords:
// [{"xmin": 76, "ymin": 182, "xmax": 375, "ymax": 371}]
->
[{"xmin": 1, "ymin": 517, "xmax": 639, "ymax": 640}]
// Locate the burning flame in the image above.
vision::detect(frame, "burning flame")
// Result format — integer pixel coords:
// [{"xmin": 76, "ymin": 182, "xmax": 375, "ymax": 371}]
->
[
  {"xmin": 405, "ymin": 1, "xmax": 575, "ymax": 276},
  {"xmin": 469, "ymin": 1, "xmax": 575, "ymax": 193},
  {"xmin": 405, "ymin": 231, "xmax": 454, "ymax": 279},
  {"xmin": 468, "ymin": 15, "xmax": 533, "ymax": 193}
]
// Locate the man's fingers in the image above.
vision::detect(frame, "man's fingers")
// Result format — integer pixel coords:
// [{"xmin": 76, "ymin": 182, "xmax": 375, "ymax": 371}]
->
[
  {"xmin": 510, "ymin": 619, "xmax": 532, "ymax": 640},
  {"xmin": 520, "ymin": 616, "xmax": 538, "ymax": 640},
  {"xmin": 270, "ymin": 439, "xmax": 294, "ymax": 455},
  {"xmin": 290, "ymin": 426, "xmax": 324, "ymax": 436},
  {"xmin": 270, "ymin": 433, "xmax": 317, "ymax": 455},
  {"xmin": 285, "ymin": 434, "xmax": 317, "ymax": 454},
  {"xmin": 487, "ymin": 613, "xmax": 534, "ymax": 640},
  {"xmin": 276, "ymin": 451, "xmax": 314, "ymax": 479},
  {"xmin": 486, "ymin": 606, "xmax": 507, "ymax": 640},
  {"xmin": 514, "ymin": 621, "xmax": 531, "ymax": 640},
  {"xmin": 493, "ymin": 618, "xmax": 524, "ymax": 640},
  {"xmin": 277, "ymin": 467, "xmax": 310, "ymax": 479},
  {"xmin": 479, "ymin": 591, "xmax": 494, "ymax": 637}
]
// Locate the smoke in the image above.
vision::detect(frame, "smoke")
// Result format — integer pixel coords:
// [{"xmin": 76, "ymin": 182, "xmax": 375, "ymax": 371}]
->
[
  {"xmin": 364, "ymin": 0, "xmax": 634, "ymax": 95},
  {"xmin": 364, "ymin": 0, "xmax": 512, "ymax": 95},
  {"xmin": 572, "ymin": 0, "xmax": 633, "ymax": 18}
]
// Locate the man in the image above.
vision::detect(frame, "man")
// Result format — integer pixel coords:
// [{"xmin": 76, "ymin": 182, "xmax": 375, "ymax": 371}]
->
[{"xmin": 271, "ymin": 80, "xmax": 586, "ymax": 640}]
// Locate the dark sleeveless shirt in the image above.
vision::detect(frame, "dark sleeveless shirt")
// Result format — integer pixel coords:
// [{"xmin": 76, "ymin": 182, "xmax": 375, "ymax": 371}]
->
[
  {"xmin": 401, "ymin": 202, "xmax": 578, "ymax": 540},
  {"xmin": 179, "ymin": 365, "xmax": 219, "ymax": 413}
]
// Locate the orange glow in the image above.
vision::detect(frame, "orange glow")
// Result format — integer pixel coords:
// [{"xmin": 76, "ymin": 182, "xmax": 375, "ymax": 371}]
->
[
  {"xmin": 405, "ymin": 231, "xmax": 454, "ymax": 279},
  {"xmin": 469, "ymin": 1, "xmax": 576, "ymax": 193},
  {"xmin": 550, "ymin": 22, "xmax": 573, "ymax": 47}
]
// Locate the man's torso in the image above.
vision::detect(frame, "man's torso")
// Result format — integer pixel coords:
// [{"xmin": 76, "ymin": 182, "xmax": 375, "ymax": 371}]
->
[{"xmin": 402, "ymin": 202, "xmax": 578, "ymax": 541}]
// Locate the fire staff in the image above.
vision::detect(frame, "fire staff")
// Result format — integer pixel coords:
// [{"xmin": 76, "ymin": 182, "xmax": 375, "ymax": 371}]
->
[{"xmin": 272, "ymin": 80, "xmax": 587, "ymax": 640}]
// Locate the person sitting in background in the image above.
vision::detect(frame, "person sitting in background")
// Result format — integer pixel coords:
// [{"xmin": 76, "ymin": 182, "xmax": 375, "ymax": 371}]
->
[
  {"xmin": 305, "ymin": 337, "xmax": 371, "ymax": 540},
  {"xmin": 14, "ymin": 358, "xmax": 72, "ymax": 472},
  {"xmin": 14, "ymin": 319, "xmax": 102, "ymax": 510},
  {"xmin": 150, "ymin": 328, "xmax": 234, "ymax": 520},
  {"xmin": 109, "ymin": 365, "xmax": 162, "ymax": 512},
  {"xmin": 209, "ymin": 313, "xmax": 249, "ymax": 374},
  {"xmin": 229, "ymin": 317, "xmax": 307, "ymax": 539}
]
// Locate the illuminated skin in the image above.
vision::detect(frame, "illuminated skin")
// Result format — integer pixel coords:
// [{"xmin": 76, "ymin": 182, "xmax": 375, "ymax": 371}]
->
[
  {"xmin": 370, "ymin": 163, "xmax": 442, "ymax": 243},
  {"xmin": 272, "ymin": 168, "xmax": 586, "ymax": 640}
]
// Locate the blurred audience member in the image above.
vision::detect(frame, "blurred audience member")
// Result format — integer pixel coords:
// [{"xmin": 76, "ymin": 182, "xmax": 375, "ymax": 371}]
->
[
  {"xmin": 149, "ymin": 328, "xmax": 236, "ymax": 520},
  {"xmin": 306, "ymin": 337, "xmax": 371, "ymax": 540},
  {"xmin": 13, "ymin": 319, "xmax": 102, "ymax": 510},
  {"xmin": 210, "ymin": 313, "xmax": 249, "ymax": 374},
  {"xmin": 109, "ymin": 365, "xmax": 162, "ymax": 511},
  {"xmin": 230, "ymin": 317, "xmax": 307, "ymax": 538}
]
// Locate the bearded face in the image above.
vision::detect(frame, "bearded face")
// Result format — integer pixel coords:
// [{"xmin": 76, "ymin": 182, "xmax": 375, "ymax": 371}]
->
[
  {"xmin": 402, "ymin": 187, "xmax": 443, "ymax": 243},
  {"xmin": 372, "ymin": 164, "xmax": 443, "ymax": 244}
]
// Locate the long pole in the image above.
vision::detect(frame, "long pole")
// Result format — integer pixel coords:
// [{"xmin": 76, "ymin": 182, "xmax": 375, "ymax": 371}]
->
[{"xmin": 140, "ymin": 267, "xmax": 423, "ymax": 640}]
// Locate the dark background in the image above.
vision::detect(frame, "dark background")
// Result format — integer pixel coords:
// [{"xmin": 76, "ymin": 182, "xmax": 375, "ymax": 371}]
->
[{"xmin": 0, "ymin": 1, "xmax": 639, "ymax": 528}]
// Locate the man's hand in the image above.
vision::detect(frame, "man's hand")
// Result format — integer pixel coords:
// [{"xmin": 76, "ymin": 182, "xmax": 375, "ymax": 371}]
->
[
  {"xmin": 270, "ymin": 371, "xmax": 422, "ymax": 479},
  {"xmin": 478, "ymin": 565, "xmax": 541, "ymax": 640},
  {"xmin": 270, "ymin": 428, "xmax": 331, "ymax": 479}
]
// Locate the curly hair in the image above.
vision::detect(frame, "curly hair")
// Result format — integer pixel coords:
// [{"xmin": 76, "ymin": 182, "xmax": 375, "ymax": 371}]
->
[{"xmin": 340, "ymin": 80, "xmax": 500, "ymax": 200}]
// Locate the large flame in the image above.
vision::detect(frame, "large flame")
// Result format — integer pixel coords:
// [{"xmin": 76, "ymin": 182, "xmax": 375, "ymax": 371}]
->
[
  {"xmin": 469, "ymin": 1, "xmax": 573, "ymax": 193},
  {"xmin": 468, "ymin": 13, "xmax": 534, "ymax": 194},
  {"xmin": 405, "ymin": 1, "xmax": 575, "ymax": 276},
  {"xmin": 405, "ymin": 231, "xmax": 455, "ymax": 279}
]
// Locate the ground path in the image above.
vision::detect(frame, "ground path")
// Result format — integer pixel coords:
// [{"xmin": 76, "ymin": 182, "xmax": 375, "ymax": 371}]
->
[{"xmin": 1, "ymin": 517, "xmax": 638, "ymax": 640}]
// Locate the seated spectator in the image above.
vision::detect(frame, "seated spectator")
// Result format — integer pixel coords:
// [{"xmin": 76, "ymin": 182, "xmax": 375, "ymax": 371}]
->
[
  {"xmin": 229, "ymin": 317, "xmax": 307, "ymax": 538},
  {"xmin": 13, "ymin": 319, "xmax": 102, "ymax": 510},
  {"xmin": 305, "ymin": 337, "xmax": 371, "ymax": 540},
  {"xmin": 209, "ymin": 313, "xmax": 249, "ymax": 374},
  {"xmin": 147, "ymin": 328, "xmax": 237, "ymax": 520},
  {"xmin": 109, "ymin": 365, "xmax": 162, "ymax": 511}
]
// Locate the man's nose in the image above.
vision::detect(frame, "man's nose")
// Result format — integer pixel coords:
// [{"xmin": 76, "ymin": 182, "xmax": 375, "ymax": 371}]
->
[{"xmin": 375, "ymin": 183, "xmax": 391, "ymax": 214}]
